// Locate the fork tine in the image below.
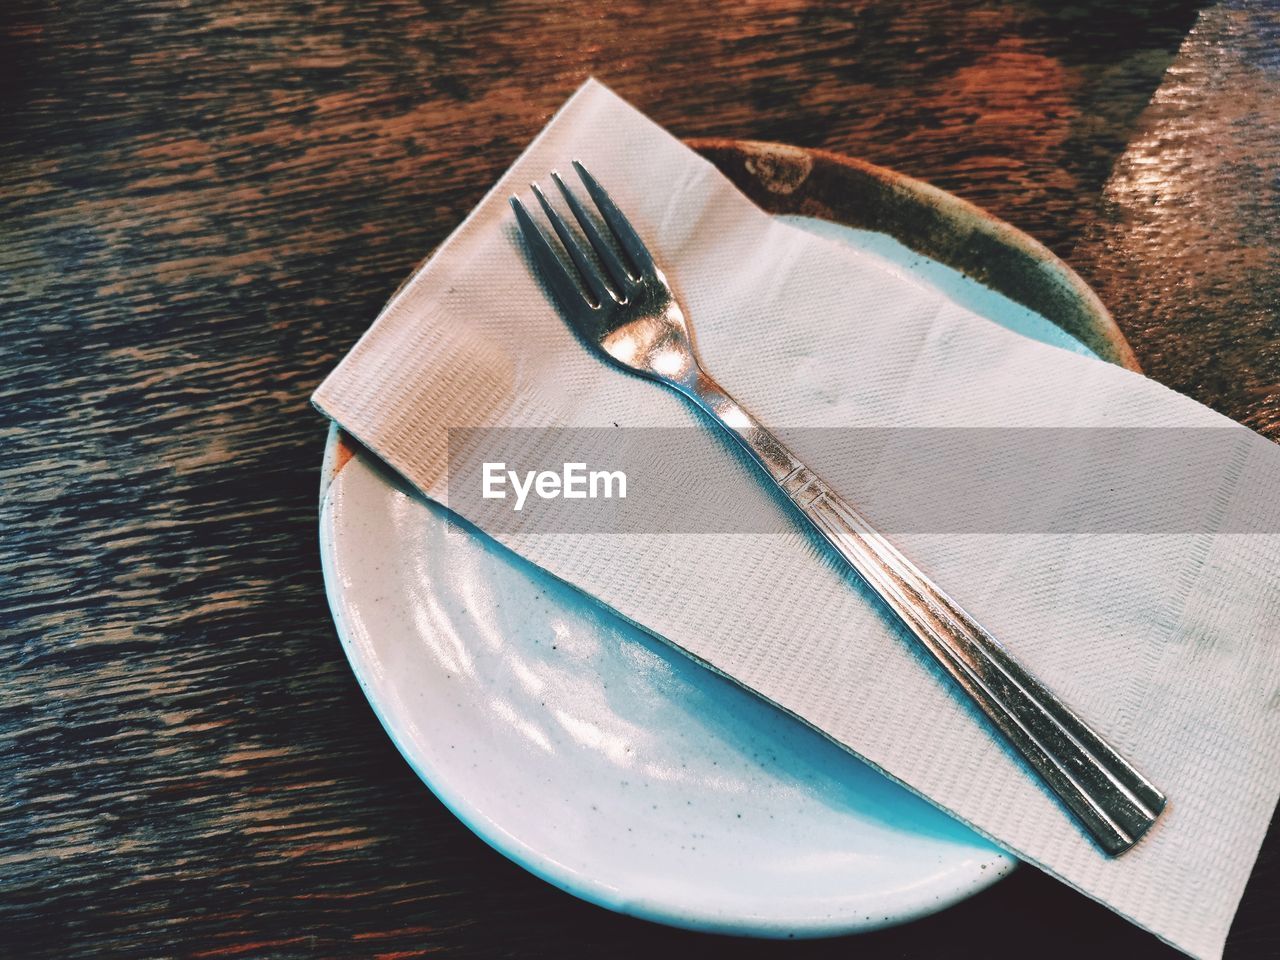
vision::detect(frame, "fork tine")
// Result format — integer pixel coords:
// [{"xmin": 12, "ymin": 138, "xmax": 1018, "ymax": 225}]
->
[
  {"xmin": 551, "ymin": 170, "xmax": 635, "ymax": 290},
  {"xmin": 509, "ymin": 196, "xmax": 591, "ymax": 315},
  {"xmin": 570, "ymin": 160, "xmax": 655, "ymax": 275},
  {"xmin": 531, "ymin": 183, "xmax": 614, "ymax": 307}
]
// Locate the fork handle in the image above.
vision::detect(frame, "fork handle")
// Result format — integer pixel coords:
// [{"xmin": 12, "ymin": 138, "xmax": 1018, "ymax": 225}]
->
[{"xmin": 683, "ymin": 372, "xmax": 1165, "ymax": 855}]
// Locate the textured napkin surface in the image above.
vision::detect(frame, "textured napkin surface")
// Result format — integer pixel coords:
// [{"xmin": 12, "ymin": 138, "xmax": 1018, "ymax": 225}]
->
[{"xmin": 314, "ymin": 80, "xmax": 1280, "ymax": 959}]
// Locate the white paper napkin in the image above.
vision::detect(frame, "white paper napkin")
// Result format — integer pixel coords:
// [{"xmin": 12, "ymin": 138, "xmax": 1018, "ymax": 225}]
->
[{"xmin": 313, "ymin": 79, "xmax": 1280, "ymax": 959}]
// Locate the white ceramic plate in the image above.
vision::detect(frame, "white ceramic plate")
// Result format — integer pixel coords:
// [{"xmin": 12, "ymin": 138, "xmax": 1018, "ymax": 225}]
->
[{"xmin": 319, "ymin": 218, "xmax": 1102, "ymax": 938}]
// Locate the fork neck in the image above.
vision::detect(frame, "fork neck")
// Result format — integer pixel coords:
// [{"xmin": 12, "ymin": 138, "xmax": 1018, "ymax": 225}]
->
[{"xmin": 677, "ymin": 370, "xmax": 803, "ymax": 483}]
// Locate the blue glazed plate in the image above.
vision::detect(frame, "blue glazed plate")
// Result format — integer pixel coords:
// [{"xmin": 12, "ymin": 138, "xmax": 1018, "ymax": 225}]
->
[{"xmin": 318, "ymin": 215, "xmax": 1104, "ymax": 938}]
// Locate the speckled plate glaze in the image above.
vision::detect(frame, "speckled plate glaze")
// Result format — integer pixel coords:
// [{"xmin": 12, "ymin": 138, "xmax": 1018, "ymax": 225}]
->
[{"xmin": 318, "ymin": 143, "xmax": 1136, "ymax": 938}]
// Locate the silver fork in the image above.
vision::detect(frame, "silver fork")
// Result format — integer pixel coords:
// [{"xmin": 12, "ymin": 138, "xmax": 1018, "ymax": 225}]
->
[{"xmin": 510, "ymin": 161, "xmax": 1165, "ymax": 855}]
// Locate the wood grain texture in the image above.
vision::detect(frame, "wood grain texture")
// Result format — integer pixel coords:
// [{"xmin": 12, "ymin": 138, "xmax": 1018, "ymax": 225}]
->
[{"xmin": 2, "ymin": 1, "xmax": 1275, "ymax": 958}]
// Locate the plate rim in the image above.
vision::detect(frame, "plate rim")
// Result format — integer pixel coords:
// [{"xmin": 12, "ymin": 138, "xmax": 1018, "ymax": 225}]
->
[{"xmin": 686, "ymin": 138, "xmax": 1139, "ymax": 372}]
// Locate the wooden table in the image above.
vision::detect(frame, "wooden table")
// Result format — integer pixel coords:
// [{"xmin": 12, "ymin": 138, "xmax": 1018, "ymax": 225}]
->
[{"xmin": 3, "ymin": 1, "xmax": 1276, "ymax": 956}]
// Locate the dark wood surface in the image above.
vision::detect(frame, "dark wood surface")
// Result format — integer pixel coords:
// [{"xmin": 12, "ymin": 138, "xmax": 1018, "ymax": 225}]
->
[{"xmin": 3, "ymin": 1, "xmax": 1276, "ymax": 957}]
